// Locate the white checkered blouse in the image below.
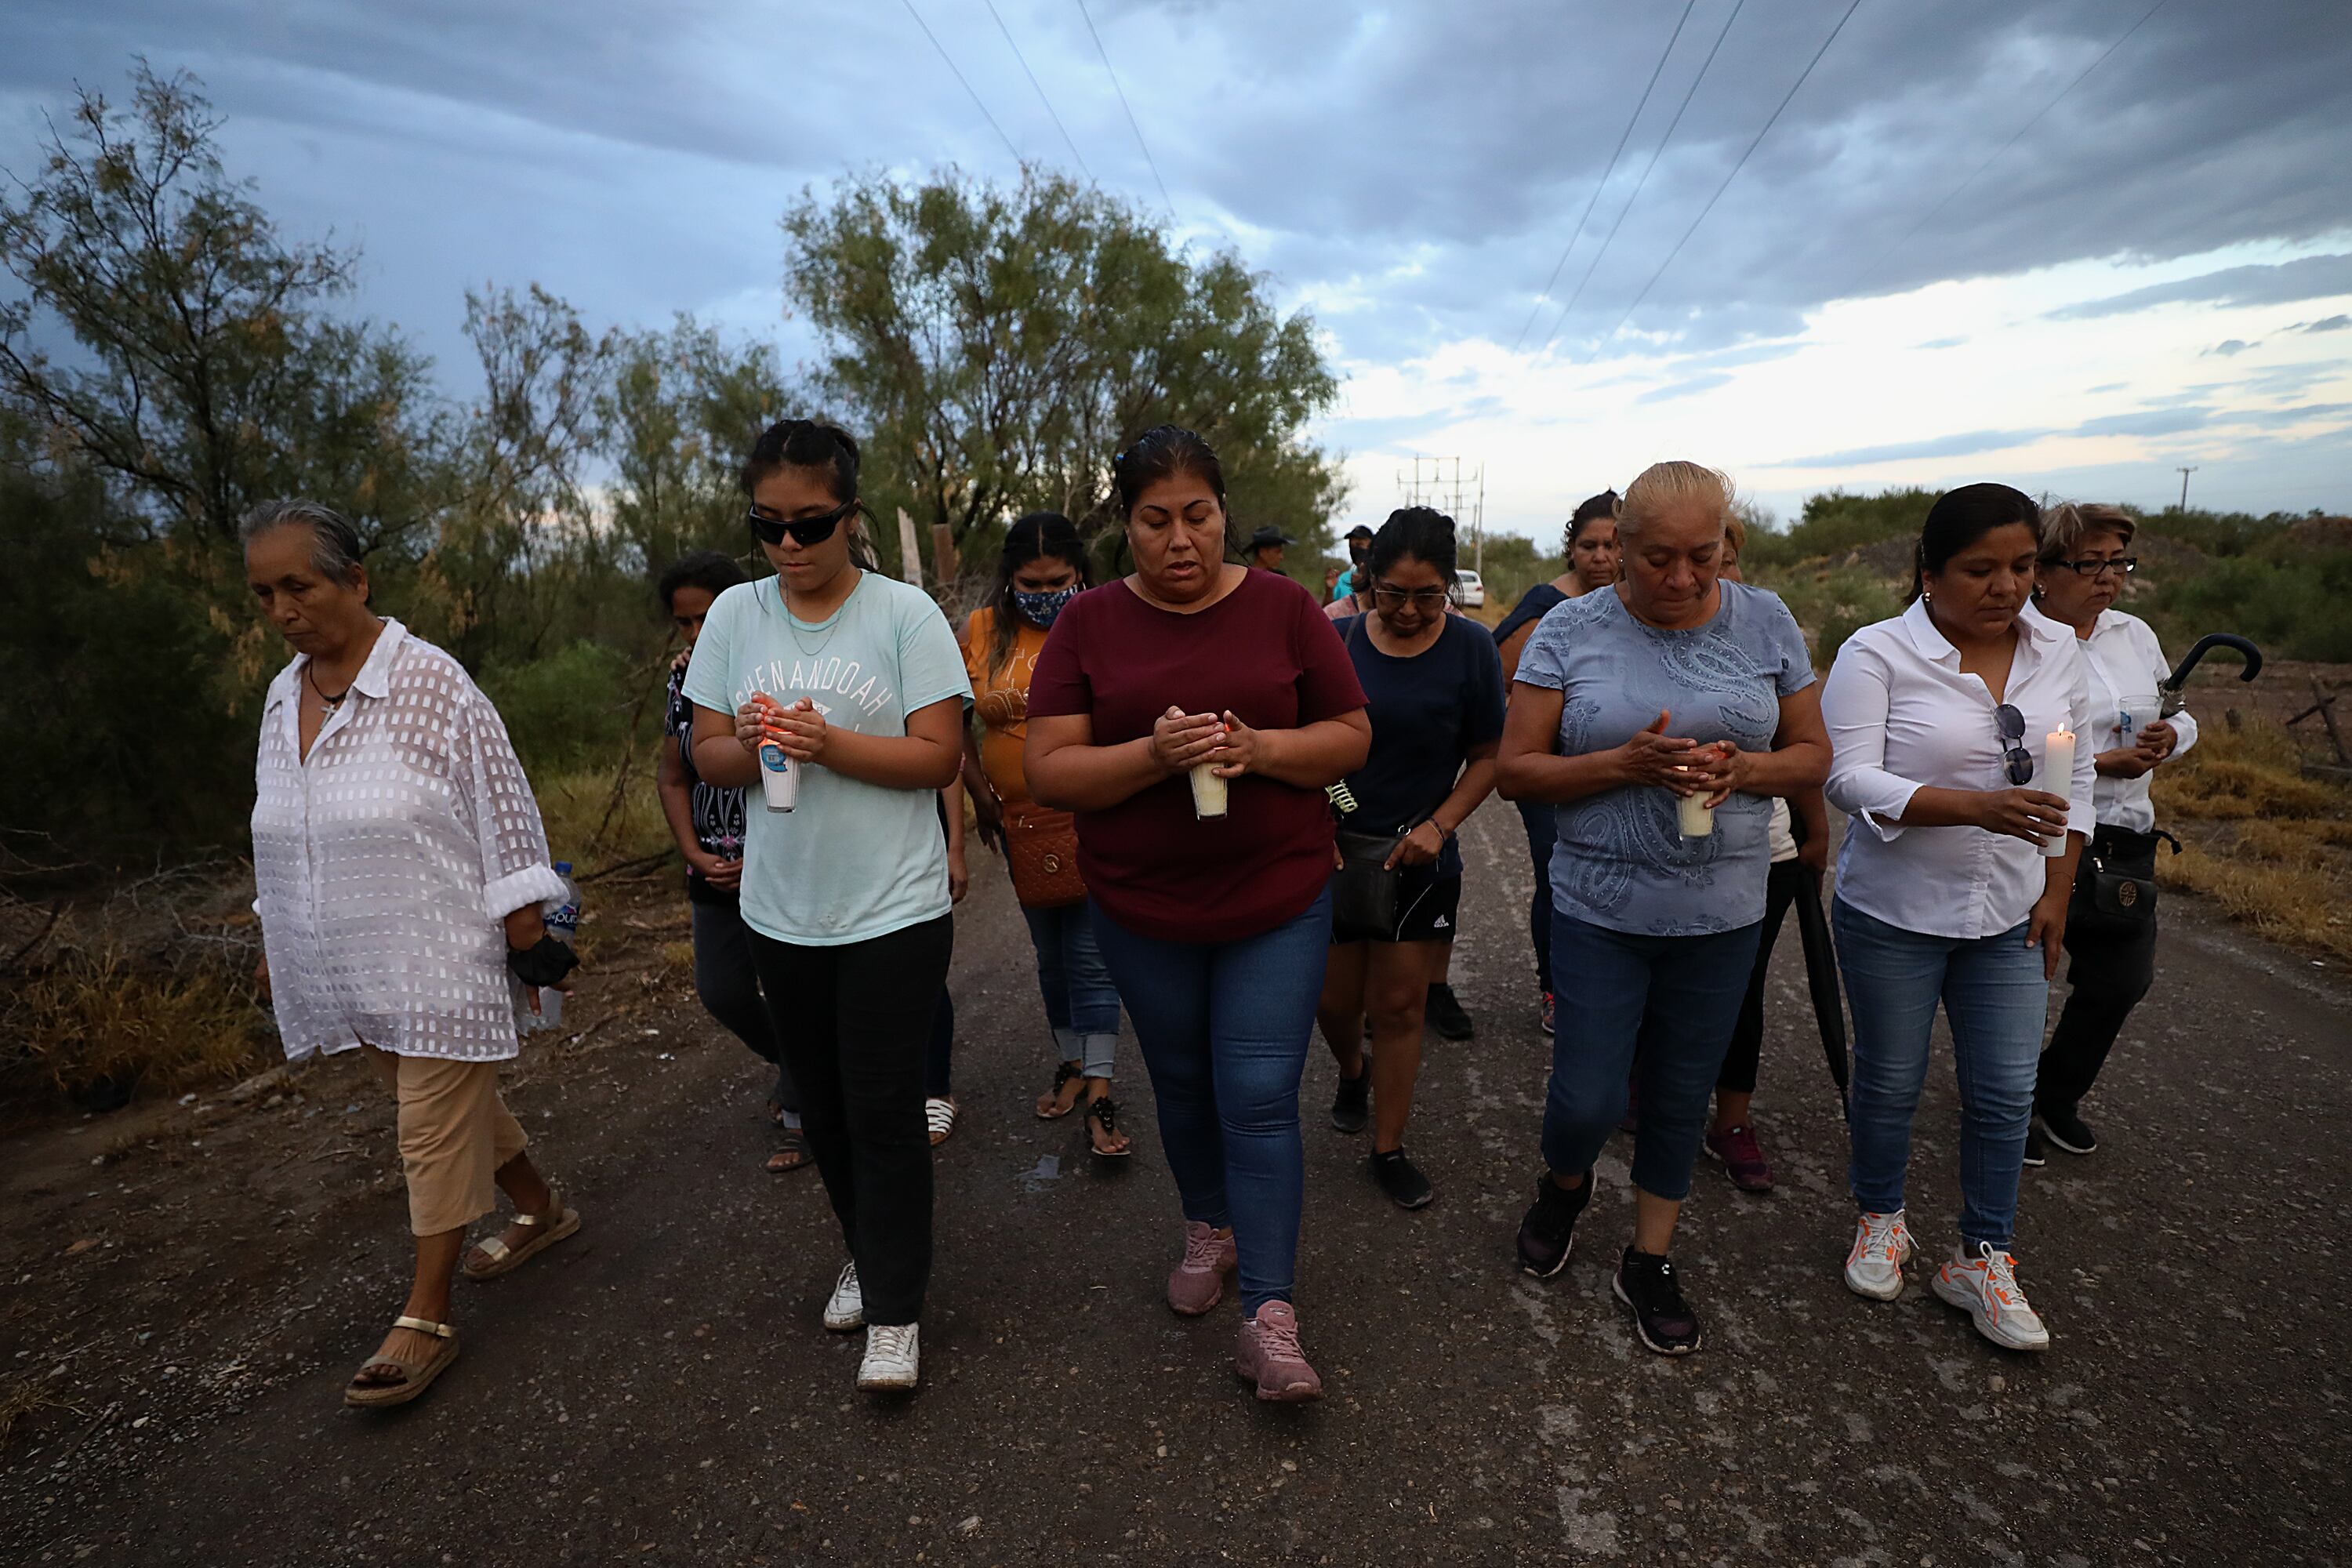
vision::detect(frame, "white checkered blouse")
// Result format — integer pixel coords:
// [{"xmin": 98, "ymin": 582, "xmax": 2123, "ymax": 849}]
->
[{"xmin": 251, "ymin": 620, "xmax": 568, "ymax": 1062}]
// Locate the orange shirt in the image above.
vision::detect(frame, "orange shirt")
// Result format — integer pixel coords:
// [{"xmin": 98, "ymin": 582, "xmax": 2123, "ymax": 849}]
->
[{"xmin": 962, "ymin": 607, "xmax": 1049, "ymax": 808}]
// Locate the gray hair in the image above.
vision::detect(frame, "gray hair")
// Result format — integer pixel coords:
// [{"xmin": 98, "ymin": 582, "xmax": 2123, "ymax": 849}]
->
[
  {"xmin": 239, "ymin": 499, "xmax": 367, "ymax": 583},
  {"xmin": 1617, "ymin": 460, "xmax": 1736, "ymax": 541}
]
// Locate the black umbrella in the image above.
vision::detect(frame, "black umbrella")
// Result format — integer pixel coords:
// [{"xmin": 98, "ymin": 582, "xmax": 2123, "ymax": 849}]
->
[
  {"xmin": 1792, "ymin": 866, "xmax": 1849, "ymax": 1108},
  {"xmin": 2158, "ymin": 633, "xmax": 2262, "ymax": 717}
]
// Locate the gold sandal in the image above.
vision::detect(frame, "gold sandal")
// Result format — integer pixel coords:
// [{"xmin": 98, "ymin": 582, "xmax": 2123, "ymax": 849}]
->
[
  {"xmin": 345, "ymin": 1316, "xmax": 459, "ymax": 1408},
  {"xmin": 461, "ymin": 1196, "xmax": 581, "ymax": 1281}
]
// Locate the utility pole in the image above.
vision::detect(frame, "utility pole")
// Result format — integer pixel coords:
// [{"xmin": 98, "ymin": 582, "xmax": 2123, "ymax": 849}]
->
[
  {"xmin": 1396, "ymin": 454, "xmax": 1484, "ymax": 572},
  {"xmin": 2176, "ymin": 466, "xmax": 2198, "ymax": 511}
]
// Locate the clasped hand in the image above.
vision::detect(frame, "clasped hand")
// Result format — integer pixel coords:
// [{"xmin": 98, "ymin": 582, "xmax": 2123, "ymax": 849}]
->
[
  {"xmin": 1152, "ymin": 707, "xmax": 1258, "ymax": 779},
  {"xmin": 1620, "ymin": 710, "xmax": 1744, "ymax": 804},
  {"xmin": 736, "ymin": 694, "xmax": 828, "ymax": 763}
]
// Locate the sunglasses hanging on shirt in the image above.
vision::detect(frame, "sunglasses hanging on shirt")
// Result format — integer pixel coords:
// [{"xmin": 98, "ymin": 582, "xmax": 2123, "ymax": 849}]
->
[
  {"xmin": 746, "ymin": 497, "xmax": 855, "ymax": 547},
  {"xmin": 1994, "ymin": 702, "xmax": 2034, "ymax": 786}
]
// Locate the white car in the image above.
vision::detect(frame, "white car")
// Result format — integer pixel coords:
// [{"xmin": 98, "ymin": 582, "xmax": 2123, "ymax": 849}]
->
[{"xmin": 1450, "ymin": 570, "xmax": 1486, "ymax": 609}]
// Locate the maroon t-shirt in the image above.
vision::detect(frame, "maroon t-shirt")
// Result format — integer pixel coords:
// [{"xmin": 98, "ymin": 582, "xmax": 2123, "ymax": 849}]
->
[{"xmin": 1027, "ymin": 569, "xmax": 1368, "ymax": 943}]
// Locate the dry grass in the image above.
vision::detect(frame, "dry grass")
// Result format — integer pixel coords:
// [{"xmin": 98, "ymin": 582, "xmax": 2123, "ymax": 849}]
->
[
  {"xmin": 2151, "ymin": 718, "xmax": 2352, "ymax": 960},
  {"xmin": 6, "ymin": 942, "xmax": 267, "ymax": 1100},
  {"xmin": 0, "ymin": 1374, "xmax": 74, "ymax": 1451},
  {"xmin": 537, "ymin": 763, "xmax": 674, "ymax": 875}
]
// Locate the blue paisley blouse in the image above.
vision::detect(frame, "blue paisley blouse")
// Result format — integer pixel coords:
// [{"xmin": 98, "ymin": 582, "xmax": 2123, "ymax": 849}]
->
[{"xmin": 1514, "ymin": 582, "xmax": 1813, "ymax": 935}]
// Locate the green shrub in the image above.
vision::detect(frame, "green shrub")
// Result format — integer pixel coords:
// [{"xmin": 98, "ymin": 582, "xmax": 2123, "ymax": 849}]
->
[{"xmin": 478, "ymin": 641, "xmax": 645, "ymax": 777}]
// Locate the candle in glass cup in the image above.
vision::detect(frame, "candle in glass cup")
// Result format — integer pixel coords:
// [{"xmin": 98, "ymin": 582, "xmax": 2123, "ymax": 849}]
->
[
  {"xmin": 1189, "ymin": 763, "xmax": 1229, "ymax": 819},
  {"xmin": 1674, "ymin": 753, "xmax": 1715, "ymax": 839},
  {"xmin": 2033, "ymin": 728, "xmax": 2075, "ymax": 857}
]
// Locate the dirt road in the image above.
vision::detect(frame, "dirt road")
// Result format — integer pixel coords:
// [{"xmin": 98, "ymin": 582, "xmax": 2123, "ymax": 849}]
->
[{"xmin": 4, "ymin": 809, "xmax": 2347, "ymax": 1565}]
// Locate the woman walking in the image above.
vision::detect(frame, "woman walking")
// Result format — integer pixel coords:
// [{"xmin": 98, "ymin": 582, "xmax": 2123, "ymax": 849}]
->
[
  {"xmin": 1320, "ymin": 507, "xmax": 1505, "ymax": 1209},
  {"xmin": 657, "ymin": 550, "xmax": 808, "ymax": 1174},
  {"xmin": 682, "ymin": 419, "xmax": 970, "ymax": 1393},
  {"xmin": 245, "ymin": 499, "xmax": 581, "ymax": 1409},
  {"xmin": 1492, "ymin": 492, "xmax": 1622, "ymax": 1033},
  {"xmin": 1498, "ymin": 463, "xmax": 1828, "ymax": 1356},
  {"xmin": 1027, "ymin": 425, "xmax": 1370, "ymax": 1401},
  {"xmin": 2025, "ymin": 503, "xmax": 2194, "ymax": 1164},
  {"xmin": 960, "ymin": 512, "xmax": 1131, "ymax": 1160},
  {"xmin": 1822, "ymin": 483, "xmax": 2093, "ymax": 1353}
]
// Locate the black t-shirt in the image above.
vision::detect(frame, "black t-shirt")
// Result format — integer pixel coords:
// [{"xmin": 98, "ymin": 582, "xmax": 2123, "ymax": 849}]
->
[
  {"xmin": 664, "ymin": 662, "xmax": 749, "ymax": 906},
  {"xmin": 1332, "ymin": 614, "xmax": 1507, "ymax": 876},
  {"xmin": 1493, "ymin": 582, "xmax": 1570, "ymax": 652}
]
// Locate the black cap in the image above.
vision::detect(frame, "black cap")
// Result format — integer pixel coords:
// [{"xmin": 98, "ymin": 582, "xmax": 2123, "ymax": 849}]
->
[
  {"xmin": 1248, "ymin": 526, "xmax": 1294, "ymax": 550},
  {"xmin": 1344, "ymin": 524, "xmax": 1374, "ymax": 540}
]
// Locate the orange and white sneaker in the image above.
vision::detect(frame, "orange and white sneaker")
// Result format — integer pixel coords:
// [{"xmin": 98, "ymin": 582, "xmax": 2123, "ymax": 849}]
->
[
  {"xmin": 1932, "ymin": 1242, "xmax": 2050, "ymax": 1352},
  {"xmin": 1842, "ymin": 1210, "xmax": 1913, "ymax": 1301}
]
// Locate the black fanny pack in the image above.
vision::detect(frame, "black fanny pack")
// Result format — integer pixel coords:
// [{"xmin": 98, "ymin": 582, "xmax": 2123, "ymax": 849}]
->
[
  {"xmin": 2071, "ymin": 826, "xmax": 2170, "ymax": 936},
  {"xmin": 1331, "ymin": 829, "xmax": 1404, "ymax": 935}
]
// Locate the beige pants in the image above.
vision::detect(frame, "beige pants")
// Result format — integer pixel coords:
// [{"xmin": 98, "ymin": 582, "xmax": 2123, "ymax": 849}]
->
[{"xmin": 361, "ymin": 1045, "xmax": 530, "ymax": 1237}]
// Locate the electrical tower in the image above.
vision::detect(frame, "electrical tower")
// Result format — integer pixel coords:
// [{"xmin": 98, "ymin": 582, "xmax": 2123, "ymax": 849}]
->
[{"xmin": 1397, "ymin": 456, "xmax": 1486, "ymax": 573}]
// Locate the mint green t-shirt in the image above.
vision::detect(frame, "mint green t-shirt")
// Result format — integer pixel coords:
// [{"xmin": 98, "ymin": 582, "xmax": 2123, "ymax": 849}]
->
[{"xmin": 681, "ymin": 572, "xmax": 971, "ymax": 946}]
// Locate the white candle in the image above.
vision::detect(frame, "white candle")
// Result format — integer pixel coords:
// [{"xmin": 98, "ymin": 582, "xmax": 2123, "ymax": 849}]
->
[
  {"xmin": 757, "ymin": 741, "xmax": 798, "ymax": 812},
  {"xmin": 2034, "ymin": 728, "xmax": 2075, "ymax": 857},
  {"xmin": 1676, "ymin": 789, "xmax": 1715, "ymax": 839},
  {"xmin": 1189, "ymin": 763, "xmax": 1229, "ymax": 819}
]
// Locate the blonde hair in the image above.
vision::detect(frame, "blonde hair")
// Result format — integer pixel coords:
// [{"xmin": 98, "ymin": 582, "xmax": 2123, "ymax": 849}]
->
[
  {"xmin": 1617, "ymin": 461, "xmax": 1736, "ymax": 541},
  {"xmin": 2038, "ymin": 500, "xmax": 2136, "ymax": 564}
]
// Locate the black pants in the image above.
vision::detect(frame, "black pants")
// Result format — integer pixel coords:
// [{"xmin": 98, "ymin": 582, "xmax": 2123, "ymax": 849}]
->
[
  {"xmin": 927, "ymin": 985, "xmax": 953, "ymax": 1099},
  {"xmin": 747, "ymin": 915, "xmax": 954, "ymax": 1325},
  {"xmin": 2036, "ymin": 832, "xmax": 2159, "ymax": 1117},
  {"xmin": 1518, "ymin": 801, "xmax": 1556, "ymax": 995},
  {"xmin": 690, "ymin": 898, "xmax": 797, "ymax": 1114},
  {"xmin": 1720, "ymin": 858, "xmax": 1809, "ymax": 1095}
]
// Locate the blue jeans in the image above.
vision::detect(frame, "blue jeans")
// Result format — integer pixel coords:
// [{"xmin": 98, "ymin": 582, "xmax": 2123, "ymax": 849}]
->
[
  {"xmin": 1834, "ymin": 898, "xmax": 2046, "ymax": 1252},
  {"xmin": 1518, "ymin": 801, "xmax": 1556, "ymax": 995},
  {"xmin": 1022, "ymin": 902, "xmax": 1123, "ymax": 1080},
  {"xmin": 1091, "ymin": 891, "xmax": 1331, "ymax": 1315},
  {"xmin": 1541, "ymin": 914, "xmax": 1760, "ymax": 1201}
]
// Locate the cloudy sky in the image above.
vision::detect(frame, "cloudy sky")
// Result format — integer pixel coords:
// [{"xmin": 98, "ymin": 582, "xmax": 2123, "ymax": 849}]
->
[{"xmin": 5, "ymin": 0, "xmax": 2349, "ymax": 540}]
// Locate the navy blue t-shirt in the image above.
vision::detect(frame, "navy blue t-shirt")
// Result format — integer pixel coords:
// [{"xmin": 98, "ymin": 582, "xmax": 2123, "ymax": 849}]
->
[
  {"xmin": 1493, "ymin": 583, "xmax": 1570, "ymax": 652},
  {"xmin": 1333, "ymin": 614, "xmax": 1508, "ymax": 875}
]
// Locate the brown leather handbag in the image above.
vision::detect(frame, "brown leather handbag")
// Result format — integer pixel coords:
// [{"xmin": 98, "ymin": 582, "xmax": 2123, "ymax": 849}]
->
[{"xmin": 1002, "ymin": 804, "xmax": 1086, "ymax": 909}]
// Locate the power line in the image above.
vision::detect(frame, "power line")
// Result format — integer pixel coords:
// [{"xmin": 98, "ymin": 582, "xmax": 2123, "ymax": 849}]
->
[
  {"xmin": 1839, "ymin": 0, "xmax": 2170, "ymax": 302},
  {"xmin": 1541, "ymin": 0, "xmax": 1749, "ymax": 352},
  {"xmin": 1601, "ymin": 0, "xmax": 1866, "ymax": 347},
  {"xmin": 984, "ymin": 0, "xmax": 1092, "ymax": 180},
  {"xmin": 1076, "ymin": 0, "xmax": 1176, "ymax": 220},
  {"xmin": 1511, "ymin": 1, "xmax": 1699, "ymax": 354},
  {"xmin": 901, "ymin": 0, "xmax": 1022, "ymax": 162}
]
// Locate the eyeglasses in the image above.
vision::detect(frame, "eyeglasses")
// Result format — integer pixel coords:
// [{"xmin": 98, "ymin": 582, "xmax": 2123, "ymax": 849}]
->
[
  {"xmin": 2053, "ymin": 556, "xmax": 2137, "ymax": 578},
  {"xmin": 1369, "ymin": 583, "xmax": 1451, "ymax": 610},
  {"xmin": 746, "ymin": 499, "xmax": 855, "ymax": 547},
  {"xmin": 1994, "ymin": 702, "xmax": 2034, "ymax": 786}
]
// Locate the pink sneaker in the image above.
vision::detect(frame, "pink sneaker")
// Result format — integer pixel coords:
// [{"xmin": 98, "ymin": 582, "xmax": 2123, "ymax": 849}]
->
[
  {"xmin": 1167, "ymin": 1221, "xmax": 1236, "ymax": 1316},
  {"xmin": 1233, "ymin": 1301, "xmax": 1323, "ymax": 1402}
]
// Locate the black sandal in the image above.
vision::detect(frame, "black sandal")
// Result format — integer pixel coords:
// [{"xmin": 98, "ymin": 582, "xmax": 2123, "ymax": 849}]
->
[
  {"xmin": 1087, "ymin": 1095, "xmax": 1133, "ymax": 1160},
  {"xmin": 1036, "ymin": 1059, "xmax": 1086, "ymax": 1120},
  {"xmin": 765, "ymin": 1126, "xmax": 812, "ymax": 1173}
]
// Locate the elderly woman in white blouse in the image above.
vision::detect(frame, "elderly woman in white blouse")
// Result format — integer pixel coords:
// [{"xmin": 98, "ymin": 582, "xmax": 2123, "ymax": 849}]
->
[
  {"xmin": 245, "ymin": 500, "xmax": 583, "ymax": 1409},
  {"xmin": 2024, "ymin": 503, "xmax": 2194, "ymax": 1165}
]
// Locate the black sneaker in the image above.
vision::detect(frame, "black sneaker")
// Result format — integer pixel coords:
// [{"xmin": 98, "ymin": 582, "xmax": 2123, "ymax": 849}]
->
[
  {"xmin": 2040, "ymin": 1107, "xmax": 2098, "ymax": 1156},
  {"xmin": 1369, "ymin": 1148, "xmax": 1434, "ymax": 1210},
  {"xmin": 1612, "ymin": 1247, "xmax": 1702, "ymax": 1355},
  {"xmin": 2023, "ymin": 1123, "xmax": 2049, "ymax": 1167},
  {"xmin": 1426, "ymin": 983, "xmax": 1474, "ymax": 1040},
  {"xmin": 1330, "ymin": 1069, "xmax": 1370, "ymax": 1134},
  {"xmin": 1514, "ymin": 1173, "xmax": 1591, "ymax": 1279}
]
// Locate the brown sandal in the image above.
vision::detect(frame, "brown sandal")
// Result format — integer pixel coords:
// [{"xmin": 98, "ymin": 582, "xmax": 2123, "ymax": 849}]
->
[
  {"xmin": 462, "ymin": 1196, "xmax": 581, "ymax": 1281},
  {"xmin": 345, "ymin": 1316, "xmax": 459, "ymax": 1408}
]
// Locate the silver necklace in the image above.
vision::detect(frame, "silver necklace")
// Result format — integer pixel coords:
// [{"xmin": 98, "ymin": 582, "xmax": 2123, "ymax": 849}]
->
[{"xmin": 780, "ymin": 572, "xmax": 854, "ymax": 659}]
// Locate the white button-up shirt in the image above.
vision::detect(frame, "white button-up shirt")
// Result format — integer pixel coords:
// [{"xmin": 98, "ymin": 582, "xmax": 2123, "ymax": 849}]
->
[
  {"xmin": 2025, "ymin": 604, "xmax": 2198, "ymax": 833},
  {"xmin": 1822, "ymin": 599, "xmax": 2096, "ymax": 939},
  {"xmin": 251, "ymin": 620, "xmax": 567, "ymax": 1062}
]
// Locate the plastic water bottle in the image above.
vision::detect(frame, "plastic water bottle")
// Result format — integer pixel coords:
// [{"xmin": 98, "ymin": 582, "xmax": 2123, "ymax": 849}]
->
[{"xmin": 536, "ymin": 862, "xmax": 581, "ymax": 1029}]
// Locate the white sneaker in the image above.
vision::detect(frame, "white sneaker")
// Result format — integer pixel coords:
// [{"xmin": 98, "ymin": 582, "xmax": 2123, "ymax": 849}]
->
[
  {"xmin": 1932, "ymin": 1242, "xmax": 2050, "ymax": 1352},
  {"xmin": 1843, "ymin": 1210, "xmax": 1914, "ymax": 1301},
  {"xmin": 822, "ymin": 1261, "xmax": 864, "ymax": 1331},
  {"xmin": 856, "ymin": 1322, "xmax": 920, "ymax": 1391}
]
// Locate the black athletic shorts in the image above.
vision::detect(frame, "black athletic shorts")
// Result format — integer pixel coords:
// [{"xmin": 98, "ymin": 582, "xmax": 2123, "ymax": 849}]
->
[{"xmin": 1330, "ymin": 864, "xmax": 1462, "ymax": 946}]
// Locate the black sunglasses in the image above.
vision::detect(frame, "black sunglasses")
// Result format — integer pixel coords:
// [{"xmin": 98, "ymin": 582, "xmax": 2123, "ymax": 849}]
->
[
  {"xmin": 746, "ymin": 498, "xmax": 855, "ymax": 548},
  {"xmin": 1994, "ymin": 703, "xmax": 2033, "ymax": 786}
]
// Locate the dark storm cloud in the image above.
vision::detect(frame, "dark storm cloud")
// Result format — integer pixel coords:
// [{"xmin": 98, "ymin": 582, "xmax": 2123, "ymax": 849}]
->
[
  {"xmin": 2051, "ymin": 253, "xmax": 2352, "ymax": 321},
  {"xmin": 3, "ymin": 0, "xmax": 2347, "ymax": 374}
]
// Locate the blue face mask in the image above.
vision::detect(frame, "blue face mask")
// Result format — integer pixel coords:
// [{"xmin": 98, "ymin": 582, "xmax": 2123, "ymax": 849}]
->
[{"xmin": 1014, "ymin": 585, "xmax": 1080, "ymax": 629}]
